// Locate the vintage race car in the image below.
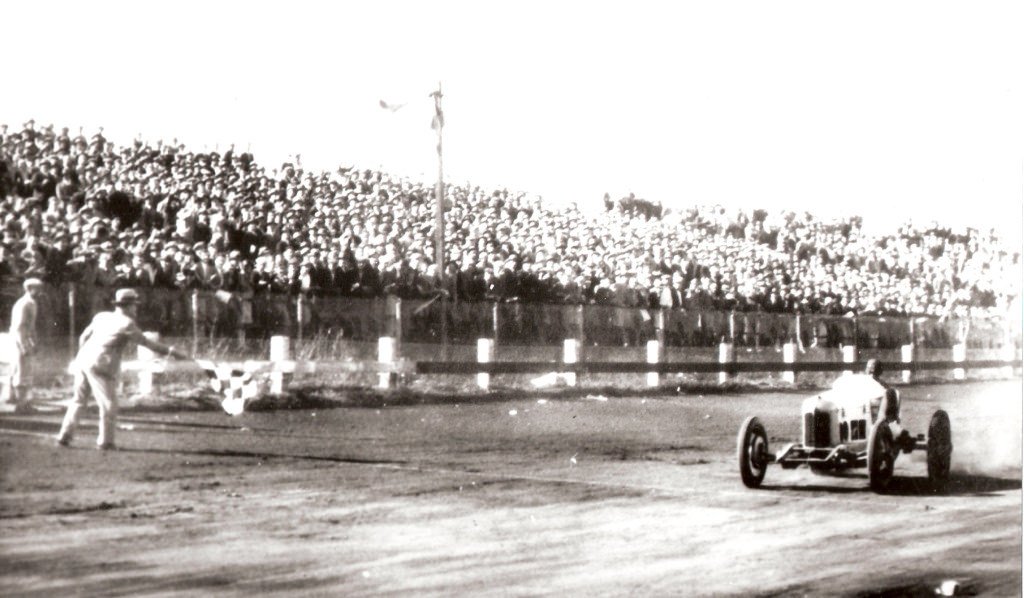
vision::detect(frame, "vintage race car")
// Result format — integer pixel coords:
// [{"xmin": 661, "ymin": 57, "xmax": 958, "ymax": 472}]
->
[{"xmin": 737, "ymin": 368, "xmax": 953, "ymax": 493}]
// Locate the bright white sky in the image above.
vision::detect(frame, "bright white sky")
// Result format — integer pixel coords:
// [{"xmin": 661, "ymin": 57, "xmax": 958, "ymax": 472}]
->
[{"xmin": 4, "ymin": 0, "xmax": 1022, "ymax": 241}]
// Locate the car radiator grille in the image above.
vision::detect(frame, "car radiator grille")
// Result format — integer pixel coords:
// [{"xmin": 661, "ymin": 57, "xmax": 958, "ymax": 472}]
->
[{"xmin": 804, "ymin": 409, "xmax": 832, "ymax": 447}]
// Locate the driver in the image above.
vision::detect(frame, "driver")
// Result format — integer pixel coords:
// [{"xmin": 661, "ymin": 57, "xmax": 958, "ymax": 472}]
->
[{"xmin": 866, "ymin": 359, "xmax": 900, "ymax": 425}]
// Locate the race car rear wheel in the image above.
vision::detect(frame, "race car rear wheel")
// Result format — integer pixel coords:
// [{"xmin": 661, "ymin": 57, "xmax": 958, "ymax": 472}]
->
[
  {"xmin": 737, "ymin": 416, "xmax": 769, "ymax": 488},
  {"xmin": 868, "ymin": 420, "xmax": 895, "ymax": 493},
  {"xmin": 927, "ymin": 409, "xmax": 953, "ymax": 492}
]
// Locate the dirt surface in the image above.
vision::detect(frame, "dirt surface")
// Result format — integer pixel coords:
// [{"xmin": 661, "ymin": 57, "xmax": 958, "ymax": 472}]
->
[{"xmin": 1, "ymin": 379, "xmax": 1020, "ymax": 597}]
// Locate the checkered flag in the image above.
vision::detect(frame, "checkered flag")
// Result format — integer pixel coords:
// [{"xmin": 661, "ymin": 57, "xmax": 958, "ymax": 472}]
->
[{"xmin": 195, "ymin": 359, "xmax": 259, "ymax": 416}]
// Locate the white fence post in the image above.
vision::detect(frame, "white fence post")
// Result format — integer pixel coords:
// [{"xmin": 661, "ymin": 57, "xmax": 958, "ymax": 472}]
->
[
  {"xmin": 646, "ymin": 339, "xmax": 661, "ymax": 387},
  {"xmin": 841, "ymin": 344, "xmax": 858, "ymax": 375},
  {"xmin": 901, "ymin": 343, "xmax": 915, "ymax": 383},
  {"xmin": 296, "ymin": 295, "xmax": 305, "ymax": 347},
  {"xmin": 378, "ymin": 337, "xmax": 398, "ymax": 389},
  {"xmin": 191, "ymin": 290, "xmax": 200, "ymax": 356},
  {"xmin": 477, "ymin": 338, "xmax": 494, "ymax": 390},
  {"xmin": 718, "ymin": 341, "xmax": 735, "ymax": 384},
  {"xmin": 952, "ymin": 342, "xmax": 966, "ymax": 380},
  {"xmin": 563, "ymin": 339, "xmax": 578, "ymax": 387},
  {"xmin": 392, "ymin": 297, "xmax": 402, "ymax": 347},
  {"xmin": 782, "ymin": 342, "xmax": 796, "ymax": 384},
  {"xmin": 270, "ymin": 335, "xmax": 291, "ymax": 394},
  {"xmin": 137, "ymin": 332, "xmax": 162, "ymax": 396}
]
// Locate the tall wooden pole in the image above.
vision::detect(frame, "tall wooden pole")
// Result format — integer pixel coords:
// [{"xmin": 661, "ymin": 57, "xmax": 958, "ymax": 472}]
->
[{"xmin": 431, "ymin": 83, "xmax": 448, "ymax": 358}]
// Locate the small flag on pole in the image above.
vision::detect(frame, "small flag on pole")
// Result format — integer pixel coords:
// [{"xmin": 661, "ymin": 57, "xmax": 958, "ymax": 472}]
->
[
  {"xmin": 379, "ymin": 99, "xmax": 406, "ymax": 112},
  {"xmin": 430, "ymin": 88, "xmax": 444, "ymax": 131},
  {"xmin": 381, "ymin": 92, "xmax": 443, "ymax": 130}
]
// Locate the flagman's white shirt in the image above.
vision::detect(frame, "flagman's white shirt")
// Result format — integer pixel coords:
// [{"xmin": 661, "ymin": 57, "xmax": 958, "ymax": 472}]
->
[{"xmin": 76, "ymin": 311, "xmax": 148, "ymax": 377}]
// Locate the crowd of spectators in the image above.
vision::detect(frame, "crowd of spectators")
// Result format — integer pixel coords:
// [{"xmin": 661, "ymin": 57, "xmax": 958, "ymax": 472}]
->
[{"xmin": 0, "ymin": 120, "xmax": 1019, "ymax": 321}]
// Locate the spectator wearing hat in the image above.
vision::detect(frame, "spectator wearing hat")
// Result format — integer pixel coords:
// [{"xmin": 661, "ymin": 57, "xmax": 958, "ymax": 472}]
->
[
  {"xmin": 56, "ymin": 288, "xmax": 190, "ymax": 450},
  {"xmin": 325, "ymin": 251, "xmax": 355, "ymax": 296},
  {"xmin": 193, "ymin": 245, "xmax": 222, "ymax": 289},
  {"xmin": 352, "ymin": 254, "xmax": 382, "ymax": 298},
  {"xmin": 152, "ymin": 252, "xmax": 178, "ymax": 288},
  {"xmin": 19, "ymin": 246, "xmax": 46, "ymax": 279},
  {"xmin": 39, "ymin": 232, "xmax": 73, "ymax": 284},
  {"xmin": 455, "ymin": 257, "xmax": 486, "ymax": 303},
  {"xmin": 93, "ymin": 252, "xmax": 120, "ymax": 287},
  {"xmin": 5, "ymin": 278, "xmax": 44, "ymax": 411},
  {"xmin": 125, "ymin": 253, "xmax": 158, "ymax": 287},
  {"xmin": 0, "ymin": 246, "xmax": 16, "ymax": 286}
]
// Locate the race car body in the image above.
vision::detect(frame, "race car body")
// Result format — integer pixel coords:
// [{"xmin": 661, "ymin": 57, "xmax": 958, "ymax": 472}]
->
[{"xmin": 737, "ymin": 371, "xmax": 952, "ymax": 493}]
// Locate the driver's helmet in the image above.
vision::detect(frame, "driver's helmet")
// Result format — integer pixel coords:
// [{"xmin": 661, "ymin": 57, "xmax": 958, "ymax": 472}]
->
[{"xmin": 865, "ymin": 359, "xmax": 882, "ymax": 378}]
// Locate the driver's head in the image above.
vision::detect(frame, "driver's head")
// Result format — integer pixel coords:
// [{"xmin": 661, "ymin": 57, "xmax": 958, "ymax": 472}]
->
[{"xmin": 865, "ymin": 359, "xmax": 882, "ymax": 378}]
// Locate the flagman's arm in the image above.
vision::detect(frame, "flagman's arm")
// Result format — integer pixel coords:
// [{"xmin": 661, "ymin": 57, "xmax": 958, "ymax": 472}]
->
[{"xmin": 132, "ymin": 329, "xmax": 190, "ymax": 360}]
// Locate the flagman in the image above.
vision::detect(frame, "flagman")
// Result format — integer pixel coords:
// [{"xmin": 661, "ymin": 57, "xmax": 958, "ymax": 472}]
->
[
  {"xmin": 57, "ymin": 288, "xmax": 191, "ymax": 450},
  {"xmin": 8, "ymin": 278, "xmax": 44, "ymax": 411}
]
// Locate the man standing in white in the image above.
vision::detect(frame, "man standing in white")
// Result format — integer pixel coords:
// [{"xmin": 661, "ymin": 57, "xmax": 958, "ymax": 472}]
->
[
  {"xmin": 57, "ymin": 288, "xmax": 190, "ymax": 450},
  {"xmin": 8, "ymin": 278, "xmax": 44, "ymax": 411}
]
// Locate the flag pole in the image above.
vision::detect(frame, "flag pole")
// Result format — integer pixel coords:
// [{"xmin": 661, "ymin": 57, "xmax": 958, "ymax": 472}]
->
[{"xmin": 431, "ymin": 82, "xmax": 448, "ymax": 358}]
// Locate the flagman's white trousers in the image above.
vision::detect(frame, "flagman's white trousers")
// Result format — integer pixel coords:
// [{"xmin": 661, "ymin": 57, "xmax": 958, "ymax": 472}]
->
[
  {"xmin": 58, "ymin": 365, "xmax": 118, "ymax": 447},
  {"xmin": 7, "ymin": 349, "xmax": 30, "ymax": 404}
]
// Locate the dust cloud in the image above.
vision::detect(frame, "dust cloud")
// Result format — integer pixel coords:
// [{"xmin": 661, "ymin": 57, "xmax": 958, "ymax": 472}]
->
[{"xmin": 942, "ymin": 382, "xmax": 1022, "ymax": 479}]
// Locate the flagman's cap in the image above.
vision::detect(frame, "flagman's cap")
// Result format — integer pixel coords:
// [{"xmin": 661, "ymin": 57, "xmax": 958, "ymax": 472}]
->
[
  {"xmin": 113, "ymin": 288, "xmax": 141, "ymax": 306},
  {"xmin": 23, "ymin": 278, "xmax": 44, "ymax": 290}
]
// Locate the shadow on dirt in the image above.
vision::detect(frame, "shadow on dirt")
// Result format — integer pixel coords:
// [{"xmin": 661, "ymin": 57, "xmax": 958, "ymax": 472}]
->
[
  {"xmin": 885, "ymin": 473, "xmax": 1022, "ymax": 497},
  {"xmin": 112, "ymin": 446, "xmax": 410, "ymax": 467},
  {"xmin": 0, "ymin": 415, "xmax": 268, "ymax": 436},
  {"xmin": 842, "ymin": 575, "xmax": 981, "ymax": 598},
  {"xmin": 762, "ymin": 472, "xmax": 1021, "ymax": 497},
  {"xmin": 117, "ymin": 416, "xmax": 275, "ymax": 432}
]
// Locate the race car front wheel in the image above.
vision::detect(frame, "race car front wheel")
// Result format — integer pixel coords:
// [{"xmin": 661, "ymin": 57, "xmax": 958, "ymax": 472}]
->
[
  {"xmin": 737, "ymin": 416, "xmax": 769, "ymax": 488},
  {"xmin": 868, "ymin": 420, "xmax": 895, "ymax": 493}
]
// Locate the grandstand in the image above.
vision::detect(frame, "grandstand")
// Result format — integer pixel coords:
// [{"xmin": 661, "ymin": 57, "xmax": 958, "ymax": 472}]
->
[{"xmin": 0, "ymin": 121, "xmax": 1019, "ymax": 350}]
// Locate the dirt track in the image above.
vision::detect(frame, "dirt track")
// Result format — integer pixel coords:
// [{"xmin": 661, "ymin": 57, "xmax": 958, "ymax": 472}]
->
[{"xmin": 1, "ymin": 380, "xmax": 1020, "ymax": 597}]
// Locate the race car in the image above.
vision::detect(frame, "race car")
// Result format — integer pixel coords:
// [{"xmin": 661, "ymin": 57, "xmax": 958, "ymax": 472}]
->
[{"xmin": 736, "ymin": 361, "xmax": 953, "ymax": 493}]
